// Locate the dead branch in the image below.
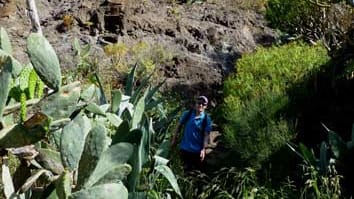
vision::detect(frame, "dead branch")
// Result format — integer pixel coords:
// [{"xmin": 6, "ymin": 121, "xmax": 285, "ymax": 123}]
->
[{"xmin": 26, "ymin": 0, "xmax": 42, "ymax": 34}]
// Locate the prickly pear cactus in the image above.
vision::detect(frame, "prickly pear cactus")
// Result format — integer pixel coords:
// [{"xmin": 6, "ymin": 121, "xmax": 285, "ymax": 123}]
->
[
  {"xmin": 27, "ymin": 33, "xmax": 62, "ymax": 91},
  {"xmin": 0, "ymin": 112, "xmax": 50, "ymax": 148},
  {"xmin": 0, "ymin": 27, "xmax": 12, "ymax": 54},
  {"xmin": 0, "ymin": 49, "xmax": 23, "ymax": 77},
  {"xmin": 60, "ymin": 113, "xmax": 91, "ymax": 171},
  {"xmin": 0, "ymin": 58, "xmax": 11, "ymax": 118},
  {"xmin": 70, "ymin": 183, "xmax": 128, "ymax": 199}
]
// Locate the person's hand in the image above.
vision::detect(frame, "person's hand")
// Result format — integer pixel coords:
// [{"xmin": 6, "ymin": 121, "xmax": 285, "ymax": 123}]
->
[{"xmin": 200, "ymin": 148, "xmax": 206, "ymax": 161}]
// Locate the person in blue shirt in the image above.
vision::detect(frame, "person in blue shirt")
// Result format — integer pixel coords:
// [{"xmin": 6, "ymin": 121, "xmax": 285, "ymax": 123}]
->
[{"xmin": 171, "ymin": 96, "xmax": 212, "ymax": 172}]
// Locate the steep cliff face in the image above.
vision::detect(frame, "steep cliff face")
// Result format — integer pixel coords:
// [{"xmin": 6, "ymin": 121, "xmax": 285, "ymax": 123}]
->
[{"xmin": 0, "ymin": 0, "xmax": 277, "ymax": 104}]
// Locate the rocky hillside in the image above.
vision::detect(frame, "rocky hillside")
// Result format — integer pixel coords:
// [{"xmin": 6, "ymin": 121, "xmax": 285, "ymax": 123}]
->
[{"xmin": 0, "ymin": 0, "xmax": 277, "ymax": 105}]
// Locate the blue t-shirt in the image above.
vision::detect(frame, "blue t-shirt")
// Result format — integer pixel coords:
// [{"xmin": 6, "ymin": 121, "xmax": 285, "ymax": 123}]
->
[{"xmin": 179, "ymin": 110, "xmax": 212, "ymax": 153}]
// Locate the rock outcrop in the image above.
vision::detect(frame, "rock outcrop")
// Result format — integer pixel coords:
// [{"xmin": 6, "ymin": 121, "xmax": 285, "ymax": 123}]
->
[{"xmin": 0, "ymin": 0, "xmax": 278, "ymax": 104}]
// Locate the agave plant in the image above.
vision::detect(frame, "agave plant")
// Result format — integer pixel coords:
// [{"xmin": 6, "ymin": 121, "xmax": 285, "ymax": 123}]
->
[{"xmin": 285, "ymin": 122, "xmax": 352, "ymax": 198}]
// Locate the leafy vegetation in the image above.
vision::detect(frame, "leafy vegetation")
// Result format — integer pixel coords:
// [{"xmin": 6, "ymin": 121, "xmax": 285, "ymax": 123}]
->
[
  {"xmin": 266, "ymin": 0, "xmax": 353, "ymax": 52},
  {"xmin": 2, "ymin": 0, "xmax": 354, "ymax": 197},
  {"xmin": 221, "ymin": 42, "xmax": 330, "ymax": 167},
  {"xmin": 103, "ymin": 41, "xmax": 174, "ymax": 84},
  {"xmin": 0, "ymin": 27, "xmax": 180, "ymax": 199}
]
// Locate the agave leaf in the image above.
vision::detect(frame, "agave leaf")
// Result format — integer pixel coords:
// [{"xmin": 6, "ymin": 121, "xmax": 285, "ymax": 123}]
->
[
  {"xmin": 93, "ymin": 73, "xmax": 107, "ymax": 105},
  {"xmin": 27, "ymin": 33, "xmax": 62, "ymax": 90},
  {"xmin": 111, "ymin": 120, "xmax": 142, "ymax": 145},
  {"xmin": 131, "ymin": 96, "xmax": 145, "ymax": 129},
  {"xmin": 154, "ymin": 155, "xmax": 169, "ymax": 166},
  {"xmin": 140, "ymin": 127, "xmax": 149, "ymax": 165},
  {"xmin": 147, "ymin": 117, "xmax": 153, "ymax": 151},
  {"xmin": 70, "ymin": 182, "xmax": 128, "ymax": 199},
  {"xmin": 128, "ymin": 192, "xmax": 146, "ymax": 199},
  {"xmin": 77, "ymin": 124, "xmax": 110, "ymax": 189},
  {"xmin": 0, "ymin": 56, "xmax": 12, "ymax": 119},
  {"xmin": 72, "ymin": 38, "xmax": 90, "ymax": 58},
  {"xmin": 146, "ymin": 98, "xmax": 163, "ymax": 112},
  {"xmin": 111, "ymin": 120, "xmax": 129, "ymax": 145},
  {"xmin": 328, "ymin": 131, "xmax": 347, "ymax": 159},
  {"xmin": 0, "ymin": 27, "xmax": 12, "ymax": 54},
  {"xmin": 148, "ymin": 101, "xmax": 179, "ymax": 135},
  {"xmin": 111, "ymin": 90, "xmax": 122, "ymax": 113},
  {"xmin": 72, "ymin": 38, "xmax": 81, "ymax": 56},
  {"xmin": 106, "ymin": 113, "xmax": 122, "ymax": 128},
  {"xmin": 299, "ymin": 143, "xmax": 317, "ymax": 167},
  {"xmin": 319, "ymin": 142, "xmax": 328, "ymax": 175},
  {"xmin": 145, "ymin": 79, "xmax": 165, "ymax": 105},
  {"xmin": 84, "ymin": 142, "xmax": 133, "ymax": 188},
  {"xmin": 60, "ymin": 114, "xmax": 91, "ymax": 171},
  {"xmin": 131, "ymin": 73, "xmax": 152, "ymax": 104},
  {"xmin": 155, "ymin": 165, "xmax": 182, "ymax": 198},
  {"xmin": 56, "ymin": 170, "xmax": 72, "ymax": 199},
  {"xmin": 112, "ymin": 129, "xmax": 142, "ymax": 146},
  {"xmin": 156, "ymin": 140, "xmax": 170, "ymax": 159},
  {"xmin": 347, "ymin": 141, "xmax": 353, "ymax": 150},
  {"xmin": 351, "ymin": 123, "xmax": 354, "ymax": 143},
  {"xmin": 125, "ymin": 63, "xmax": 137, "ymax": 96},
  {"xmin": 81, "ymin": 44, "xmax": 91, "ymax": 58},
  {"xmin": 347, "ymin": 124, "xmax": 354, "ymax": 149},
  {"xmin": 100, "ymin": 104, "xmax": 110, "ymax": 113},
  {"xmin": 321, "ymin": 123, "xmax": 330, "ymax": 133},
  {"xmin": 128, "ymin": 128, "xmax": 148, "ymax": 192},
  {"xmin": 36, "ymin": 148, "xmax": 64, "ymax": 174},
  {"xmin": 119, "ymin": 101, "xmax": 134, "ymax": 118}
]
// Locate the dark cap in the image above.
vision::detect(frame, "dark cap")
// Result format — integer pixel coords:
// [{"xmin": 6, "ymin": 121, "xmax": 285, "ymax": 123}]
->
[{"xmin": 197, "ymin": 96, "xmax": 208, "ymax": 105}]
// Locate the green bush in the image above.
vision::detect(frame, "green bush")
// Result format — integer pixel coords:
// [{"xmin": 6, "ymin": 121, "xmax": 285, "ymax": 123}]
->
[
  {"xmin": 266, "ymin": 0, "xmax": 318, "ymax": 34},
  {"xmin": 221, "ymin": 42, "xmax": 330, "ymax": 167},
  {"xmin": 266, "ymin": 0, "xmax": 353, "ymax": 52}
]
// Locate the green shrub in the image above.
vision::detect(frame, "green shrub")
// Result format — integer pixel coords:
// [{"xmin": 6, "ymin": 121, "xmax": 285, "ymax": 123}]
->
[
  {"xmin": 266, "ymin": 0, "xmax": 353, "ymax": 51},
  {"xmin": 221, "ymin": 42, "xmax": 330, "ymax": 167}
]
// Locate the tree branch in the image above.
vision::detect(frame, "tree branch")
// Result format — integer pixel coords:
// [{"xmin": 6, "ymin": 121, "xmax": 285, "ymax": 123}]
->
[
  {"xmin": 2, "ymin": 99, "xmax": 40, "ymax": 116},
  {"xmin": 26, "ymin": 0, "xmax": 42, "ymax": 34}
]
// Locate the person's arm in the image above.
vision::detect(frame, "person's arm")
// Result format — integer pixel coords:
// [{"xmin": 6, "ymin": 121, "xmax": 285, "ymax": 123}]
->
[
  {"xmin": 200, "ymin": 131, "xmax": 209, "ymax": 161},
  {"xmin": 171, "ymin": 111, "xmax": 188, "ymax": 148},
  {"xmin": 200, "ymin": 115, "xmax": 212, "ymax": 161},
  {"xmin": 171, "ymin": 123, "xmax": 182, "ymax": 148}
]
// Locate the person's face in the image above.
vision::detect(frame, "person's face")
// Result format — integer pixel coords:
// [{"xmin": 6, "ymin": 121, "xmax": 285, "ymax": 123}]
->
[{"xmin": 195, "ymin": 100, "xmax": 207, "ymax": 112}]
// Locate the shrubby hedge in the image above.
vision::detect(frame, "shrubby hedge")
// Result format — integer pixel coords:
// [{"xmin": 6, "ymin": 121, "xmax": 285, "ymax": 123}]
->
[{"xmin": 221, "ymin": 42, "xmax": 330, "ymax": 167}]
